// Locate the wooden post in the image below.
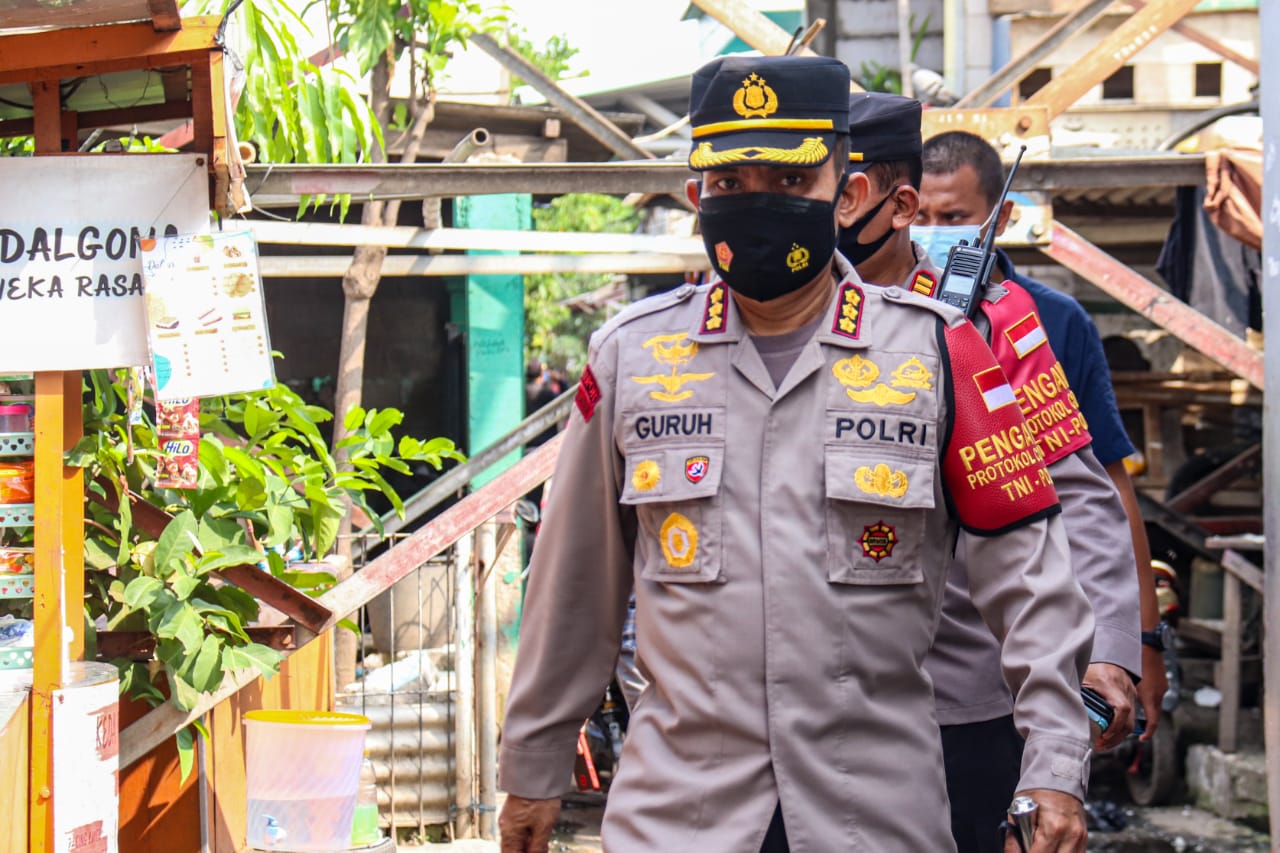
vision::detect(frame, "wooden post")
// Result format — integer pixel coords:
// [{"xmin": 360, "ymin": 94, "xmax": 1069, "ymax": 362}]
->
[
  {"xmin": 453, "ymin": 534, "xmax": 476, "ymax": 838},
  {"xmin": 1219, "ymin": 571, "xmax": 1241, "ymax": 753},
  {"xmin": 475, "ymin": 522, "xmax": 498, "ymax": 840},
  {"xmin": 28, "ymin": 76, "xmax": 84, "ymax": 853},
  {"xmin": 1260, "ymin": 1, "xmax": 1280, "ymax": 835}
]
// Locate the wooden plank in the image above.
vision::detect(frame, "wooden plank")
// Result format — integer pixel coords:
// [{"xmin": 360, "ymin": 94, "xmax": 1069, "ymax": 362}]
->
[
  {"xmin": 0, "ymin": 0, "xmax": 156, "ymax": 29},
  {"xmin": 956, "ymin": 0, "xmax": 1116, "ymax": 108},
  {"xmin": 470, "ymin": 33, "xmax": 653, "ymax": 163},
  {"xmin": 0, "ymin": 99, "xmax": 194, "ymax": 140},
  {"xmin": 214, "ymin": 564, "xmax": 333, "ymax": 635},
  {"xmin": 97, "ymin": 626, "xmax": 296, "ymax": 659},
  {"xmin": 1128, "ymin": 0, "xmax": 1259, "ymax": 75},
  {"xmin": 1205, "ymin": 534, "xmax": 1265, "ymax": 552},
  {"xmin": 0, "ymin": 18, "xmax": 221, "ymax": 85},
  {"xmin": 147, "ymin": 0, "xmax": 182, "ymax": 32},
  {"xmin": 245, "ymin": 154, "xmax": 1204, "ymax": 205},
  {"xmin": 1041, "ymin": 223, "xmax": 1263, "ymax": 389},
  {"xmin": 921, "ymin": 107, "xmax": 1051, "ymax": 153},
  {"xmin": 1167, "ymin": 444, "xmax": 1262, "ymax": 513},
  {"xmin": 1193, "ymin": 516, "xmax": 1263, "ymax": 536},
  {"xmin": 189, "ymin": 53, "xmax": 213, "ymax": 158},
  {"xmin": 1219, "ymin": 572, "xmax": 1241, "ymax": 752},
  {"xmin": 1220, "ymin": 549, "xmax": 1266, "ymax": 594},
  {"xmin": 1026, "ymin": 0, "xmax": 1202, "ymax": 120},
  {"xmin": 249, "ymin": 221, "xmax": 706, "ymax": 255},
  {"xmin": 258, "ymin": 252, "xmax": 710, "ymax": 279}
]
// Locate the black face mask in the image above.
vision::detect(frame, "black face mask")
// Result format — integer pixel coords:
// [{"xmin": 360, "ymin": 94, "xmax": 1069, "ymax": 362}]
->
[
  {"xmin": 837, "ymin": 186, "xmax": 900, "ymax": 266},
  {"xmin": 698, "ymin": 178, "xmax": 845, "ymax": 302}
]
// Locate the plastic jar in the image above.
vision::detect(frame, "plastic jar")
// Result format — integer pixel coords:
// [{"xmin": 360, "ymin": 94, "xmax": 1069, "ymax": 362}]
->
[
  {"xmin": 0, "ymin": 404, "xmax": 31, "ymax": 433},
  {"xmin": 0, "ymin": 461, "xmax": 34, "ymax": 504}
]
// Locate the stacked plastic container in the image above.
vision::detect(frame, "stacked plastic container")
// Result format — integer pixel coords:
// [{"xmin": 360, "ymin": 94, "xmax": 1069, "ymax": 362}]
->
[{"xmin": 0, "ymin": 400, "xmax": 35, "ymax": 670}]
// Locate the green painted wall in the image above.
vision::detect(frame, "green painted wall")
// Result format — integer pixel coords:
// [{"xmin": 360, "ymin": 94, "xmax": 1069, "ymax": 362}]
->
[{"xmin": 452, "ymin": 194, "xmax": 531, "ymax": 487}]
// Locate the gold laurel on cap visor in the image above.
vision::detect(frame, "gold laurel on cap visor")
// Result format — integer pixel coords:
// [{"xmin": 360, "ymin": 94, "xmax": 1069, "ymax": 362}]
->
[{"xmin": 687, "ymin": 130, "xmax": 837, "ymax": 171}]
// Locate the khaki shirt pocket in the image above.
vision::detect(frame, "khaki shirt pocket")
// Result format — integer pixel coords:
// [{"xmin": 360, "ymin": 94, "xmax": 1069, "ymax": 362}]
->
[
  {"xmin": 620, "ymin": 445, "xmax": 724, "ymax": 584},
  {"xmin": 824, "ymin": 444, "xmax": 937, "ymax": 585}
]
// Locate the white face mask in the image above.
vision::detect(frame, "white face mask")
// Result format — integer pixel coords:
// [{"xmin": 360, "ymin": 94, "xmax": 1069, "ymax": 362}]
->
[{"xmin": 912, "ymin": 224, "xmax": 982, "ymax": 269}]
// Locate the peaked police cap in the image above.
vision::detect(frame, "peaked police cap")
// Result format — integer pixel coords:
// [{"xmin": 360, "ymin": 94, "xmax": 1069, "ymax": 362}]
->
[
  {"xmin": 687, "ymin": 55, "xmax": 851, "ymax": 172},
  {"xmin": 845, "ymin": 92, "xmax": 923, "ymax": 170}
]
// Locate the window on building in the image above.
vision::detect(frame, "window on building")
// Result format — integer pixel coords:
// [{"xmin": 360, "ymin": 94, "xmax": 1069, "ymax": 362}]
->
[
  {"xmin": 1195, "ymin": 62, "xmax": 1223, "ymax": 98},
  {"xmin": 1019, "ymin": 67, "xmax": 1053, "ymax": 100},
  {"xmin": 1101, "ymin": 65, "xmax": 1135, "ymax": 100}
]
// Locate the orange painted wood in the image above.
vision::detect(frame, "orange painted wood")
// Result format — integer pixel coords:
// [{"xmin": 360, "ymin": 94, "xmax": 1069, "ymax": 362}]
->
[{"xmin": 0, "ymin": 17, "xmax": 221, "ymax": 85}]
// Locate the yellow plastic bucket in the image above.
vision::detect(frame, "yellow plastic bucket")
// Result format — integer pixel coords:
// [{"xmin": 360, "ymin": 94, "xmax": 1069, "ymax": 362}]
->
[{"xmin": 243, "ymin": 710, "xmax": 372, "ymax": 851}]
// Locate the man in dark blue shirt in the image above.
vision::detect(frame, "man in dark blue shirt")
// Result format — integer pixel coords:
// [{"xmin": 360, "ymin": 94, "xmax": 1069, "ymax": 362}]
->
[{"xmin": 917, "ymin": 130, "xmax": 1168, "ymax": 739}]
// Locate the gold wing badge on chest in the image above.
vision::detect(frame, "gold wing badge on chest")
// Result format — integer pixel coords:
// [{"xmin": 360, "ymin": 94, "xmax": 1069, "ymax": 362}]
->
[
  {"xmin": 832, "ymin": 354, "xmax": 934, "ymax": 406},
  {"xmin": 632, "ymin": 333, "xmax": 716, "ymax": 403}
]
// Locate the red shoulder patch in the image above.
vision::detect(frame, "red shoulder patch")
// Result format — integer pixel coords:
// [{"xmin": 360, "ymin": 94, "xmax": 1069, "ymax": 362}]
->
[
  {"xmin": 909, "ymin": 270, "xmax": 937, "ymax": 298},
  {"xmin": 941, "ymin": 320, "xmax": 1059, "ymax": 535},
  {"xmin": 701, "ymin": 281, "xmax": 728, "ymax": 334},
  {"xmin": 831, "ymin": 282, "xmax": 864, "ymax": 340},
  {"xmin": 575, "ymin": 365, "xmax": 602, "ymax": 422},
  {"xmin": 981, "ymin": 282, "xmax": 1092, "ymax": 467}
]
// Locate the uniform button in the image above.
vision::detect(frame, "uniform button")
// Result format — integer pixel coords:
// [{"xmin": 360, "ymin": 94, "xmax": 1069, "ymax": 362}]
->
[
  {"xmin": 675, "ymin": 283, "xmax": 695, "ymax": 298},
  {"xmin": 883, "ymin": 288, "xmax": 901, "ymax": 300}
]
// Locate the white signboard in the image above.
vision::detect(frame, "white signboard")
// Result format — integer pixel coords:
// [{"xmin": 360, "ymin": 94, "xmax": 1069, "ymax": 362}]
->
[
  {"xmin": 52, "ymin": 663, "xmax": 119, "ymax": 853},
  {"xmin": 140, "ymin": 230, "xmax": 276, "ymax": 400},
  {"xmin": 0, "ymin": 156, "xmax": 209, "ymax": 372}
]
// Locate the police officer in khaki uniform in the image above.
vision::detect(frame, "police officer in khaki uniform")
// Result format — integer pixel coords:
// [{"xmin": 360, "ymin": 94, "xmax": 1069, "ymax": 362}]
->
[
  {"xmin": 499, "ymin": 55, "xmax": 1093, "ymax": 853},
  {"xmin": 837, "ymin": 93, "xmax": 1140, "ymax": 853}
]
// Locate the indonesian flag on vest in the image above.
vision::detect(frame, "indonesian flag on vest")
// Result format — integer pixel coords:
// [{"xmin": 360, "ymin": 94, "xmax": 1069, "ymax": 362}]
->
[
  {"xmin": 1005, "ymin": 311, "xmax": 1048, "ymax": 359},
  {"xmin": 973, "ymin": 365, "xmax": 1016, "ymax": 411}
]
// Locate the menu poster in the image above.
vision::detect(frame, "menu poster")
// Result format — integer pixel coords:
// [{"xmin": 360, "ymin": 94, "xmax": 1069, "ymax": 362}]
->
[{"xmin": 139, "ymin": 230, "xmax": 276, "ymax": 401}]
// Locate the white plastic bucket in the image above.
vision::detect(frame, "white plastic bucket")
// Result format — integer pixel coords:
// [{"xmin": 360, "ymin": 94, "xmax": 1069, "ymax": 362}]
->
[{"xmin": 244, "ymin": 709, "xmax": 371, "ymax": 851}]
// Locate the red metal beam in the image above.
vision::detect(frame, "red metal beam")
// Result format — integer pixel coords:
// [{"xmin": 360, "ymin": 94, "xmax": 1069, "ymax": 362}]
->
[
  {"xmin": 317, "ymin": 433, "xmax": 563, "ymax": 623},
  {"xmin": 1041, "ymin": 222, "xmax": 1263, "ymax": 390}
]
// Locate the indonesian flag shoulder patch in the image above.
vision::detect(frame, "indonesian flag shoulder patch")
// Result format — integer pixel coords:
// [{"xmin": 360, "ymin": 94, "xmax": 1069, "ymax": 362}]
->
[
  {"xmin": 941, "ymin": 320, "xmax": 1059, "ymax": 535},
  {"xmin": 575, "ymin": 365, "xmax": 602, "ymax": 423}
]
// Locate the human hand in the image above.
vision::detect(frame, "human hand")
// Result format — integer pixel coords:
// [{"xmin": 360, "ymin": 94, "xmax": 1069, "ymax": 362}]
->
[
  {"xmin": 1136, "ymin": 645, "xmax": 1168, "ymax": 741},
  {"xmin": 499, "ymin": 795, "xmax": 560, "ymax": 853},
  {"xmin": 1003, "ymin": 789, "xmax": 1087, "ymax": 853},
  {"xmin": 1083, "ymin": 662, "xmax": 1136, "ymax": 750}
]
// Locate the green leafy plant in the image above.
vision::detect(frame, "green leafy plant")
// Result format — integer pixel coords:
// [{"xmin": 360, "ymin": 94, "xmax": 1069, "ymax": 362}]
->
[
  {"xmin": 526, "ymin": 193, "xmax": 640, "ymax": 372},
  {"xmin": 73, "ymin": 371, "xmax": 463, "ymax": 725}
]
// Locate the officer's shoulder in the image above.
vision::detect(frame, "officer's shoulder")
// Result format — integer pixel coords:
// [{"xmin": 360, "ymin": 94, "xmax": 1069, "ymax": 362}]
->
[
  {"xmin": 589, "ymin": 283, "xmax": 701, "ymax": 347},
  {"xmin": 869, "ymin": 282, "xmax": 967, "ymax": 326}
]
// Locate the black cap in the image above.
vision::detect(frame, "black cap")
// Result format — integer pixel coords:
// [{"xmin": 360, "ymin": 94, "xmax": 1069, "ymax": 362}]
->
[
  {"xmin": 846, "ymin": 92, "xmax": 922, "ymax": 169},
  {"xmin": 687, "ymin": 55, "xmax": 851, "ymax": 172}
]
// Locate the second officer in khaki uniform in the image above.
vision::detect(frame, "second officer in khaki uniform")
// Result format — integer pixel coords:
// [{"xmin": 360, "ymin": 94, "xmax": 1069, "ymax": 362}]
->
[{"xmin": 499, "ymin": 55, "xmax": 1093, "ymax": 853}]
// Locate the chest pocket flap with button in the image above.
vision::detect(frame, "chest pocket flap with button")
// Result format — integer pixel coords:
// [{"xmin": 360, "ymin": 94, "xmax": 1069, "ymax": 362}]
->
[
  {"xmin": 619, "ymin": 443, "xmax": 725, "ymax": 583},
  {"xmin": 824, "ymin": 444, "xmax": 936, "ymax": 584}
]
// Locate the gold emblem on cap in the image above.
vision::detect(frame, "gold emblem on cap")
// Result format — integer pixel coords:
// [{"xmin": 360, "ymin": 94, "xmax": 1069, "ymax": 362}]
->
[
  {"xmin": 733, "ymin": 72, "xmax": 778, "ymax": 119},
  {"xmin": 786, "ymin": 243, "xmax": 810, "ymax": 273}
]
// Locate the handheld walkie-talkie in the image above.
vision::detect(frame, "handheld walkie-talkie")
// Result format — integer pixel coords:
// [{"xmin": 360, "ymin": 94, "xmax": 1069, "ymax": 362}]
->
[{"xmin": 936, "ymin": 145, "xmax": 1027, "ymax": 318}]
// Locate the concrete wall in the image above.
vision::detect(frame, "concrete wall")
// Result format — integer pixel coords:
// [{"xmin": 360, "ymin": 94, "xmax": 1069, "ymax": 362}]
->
[{"xmin": 826, "ymin": 0, "xmax": 946, "ymax": 83}]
